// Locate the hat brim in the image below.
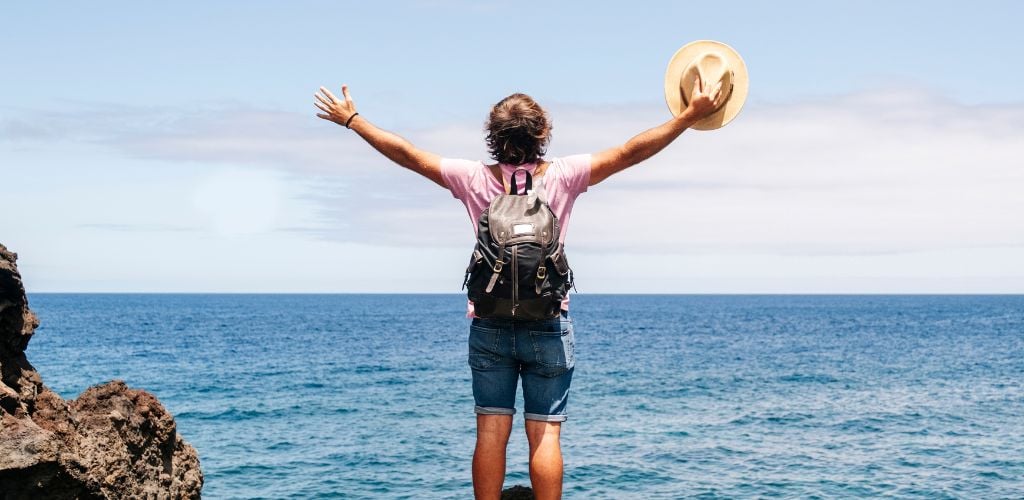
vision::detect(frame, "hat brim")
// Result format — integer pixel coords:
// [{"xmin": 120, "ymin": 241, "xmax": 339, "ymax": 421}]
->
[{"xmin": 664, "ymin": 40, "xmax": 749, "ymax": 131}]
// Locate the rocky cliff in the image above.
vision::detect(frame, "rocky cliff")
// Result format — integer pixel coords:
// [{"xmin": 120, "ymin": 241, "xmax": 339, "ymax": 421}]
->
[{"xmin": 0, "ymin": 244, "xmax": 202, "ymax": 499}]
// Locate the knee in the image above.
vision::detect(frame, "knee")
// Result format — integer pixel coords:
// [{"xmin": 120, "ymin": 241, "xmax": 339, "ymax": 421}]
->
[
  {"xmin": 525, "ymin": 420, "xmax": 561, "ymax": 444},
  {"xmin": 476, "ymin": 414, "xmax": 513, "ymax": 443}
]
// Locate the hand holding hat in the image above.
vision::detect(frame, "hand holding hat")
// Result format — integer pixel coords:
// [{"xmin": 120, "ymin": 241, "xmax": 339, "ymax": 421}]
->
[
  {"xmin": 665, "ymin": 40, "xmax": 749, "ymax": 130},
  {"xmin": 685, "ymin": 75, "xmax": 726, "ymax": 122}
]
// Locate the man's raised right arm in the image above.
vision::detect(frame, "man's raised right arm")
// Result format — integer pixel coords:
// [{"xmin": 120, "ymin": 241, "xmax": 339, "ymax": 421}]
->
[{"xmin": 588, "ymin": 77, "xmax": 723, "ymax": 186}]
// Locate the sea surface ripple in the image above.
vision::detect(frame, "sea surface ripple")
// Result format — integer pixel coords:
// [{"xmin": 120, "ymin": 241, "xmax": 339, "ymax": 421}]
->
[{"xmin": 27, "ymin": 294, "xmax": 1024, "ymax": 498}]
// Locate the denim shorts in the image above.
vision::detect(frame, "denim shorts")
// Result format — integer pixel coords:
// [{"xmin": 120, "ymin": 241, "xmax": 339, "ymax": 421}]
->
[{"xmin": 468, "ymin": 311, "xmax": 575, "ymax": 422}]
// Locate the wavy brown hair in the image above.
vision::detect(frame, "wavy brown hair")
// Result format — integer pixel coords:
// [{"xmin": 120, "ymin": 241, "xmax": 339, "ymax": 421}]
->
[{"xmin": 485, "ymin": 93, "xmax": 552, "ymax": 165}]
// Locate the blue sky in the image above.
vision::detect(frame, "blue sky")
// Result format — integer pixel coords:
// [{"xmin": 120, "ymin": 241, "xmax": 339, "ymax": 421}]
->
[{"xmin": 3, "ymin": 0, "xmax": 1024, "ymax": 292}]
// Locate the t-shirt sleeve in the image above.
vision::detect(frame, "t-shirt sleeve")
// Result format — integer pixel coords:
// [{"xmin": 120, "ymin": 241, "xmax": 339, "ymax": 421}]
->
[
  {"xmin": 440, "ymin": 158, "xmax": 479, "ymax": 200},
  {"xmin": 557, "ymin": 154, "xmax": 591, "ymax": 196}
]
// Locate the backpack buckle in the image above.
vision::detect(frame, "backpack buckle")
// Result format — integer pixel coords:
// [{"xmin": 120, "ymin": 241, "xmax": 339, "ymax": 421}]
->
[{"xmin": 492, "ymin": 261, "xmax": 504, "ymax": 273}]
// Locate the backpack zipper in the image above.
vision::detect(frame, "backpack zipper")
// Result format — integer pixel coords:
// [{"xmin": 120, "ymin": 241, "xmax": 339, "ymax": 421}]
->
[{"xmin": 511, "ymin": 246, "xmax": 518, "ymax": 316}]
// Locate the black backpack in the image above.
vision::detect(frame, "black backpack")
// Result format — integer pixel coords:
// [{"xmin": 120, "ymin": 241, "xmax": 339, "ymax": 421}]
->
[{"xmin": 462, "ymin": 167, "xmax": 574, "ymax": 320}]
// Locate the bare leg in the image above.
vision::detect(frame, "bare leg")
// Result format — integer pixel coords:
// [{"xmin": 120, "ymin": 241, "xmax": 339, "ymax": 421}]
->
[
  {"xmin": 473, "ymin": 414, "xmax": 513, "ymax": 499},
  {"xmin": 525, "ymin": 420, "xmax": 563, "ymax": 500}
]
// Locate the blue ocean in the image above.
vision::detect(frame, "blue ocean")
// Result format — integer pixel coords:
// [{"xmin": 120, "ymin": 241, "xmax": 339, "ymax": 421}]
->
[{"xmin": 25, "ymin": 294, "xmax": 1024, "ymax": 498}]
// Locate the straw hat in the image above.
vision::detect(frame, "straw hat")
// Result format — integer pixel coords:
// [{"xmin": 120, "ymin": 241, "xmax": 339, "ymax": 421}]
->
[{"xmin": 664, "ymin": 40, "xmax": 749, "ymax": 130}]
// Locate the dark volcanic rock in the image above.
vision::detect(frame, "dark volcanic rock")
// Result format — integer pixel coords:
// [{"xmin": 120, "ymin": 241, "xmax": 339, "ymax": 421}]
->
[
  {"xmin": 0, "ymin": 244, "xmax": 202, "ymax": 499},
  {"xmin": 501, "ymin": 485, "xmax": 534, "ymax": 499}
]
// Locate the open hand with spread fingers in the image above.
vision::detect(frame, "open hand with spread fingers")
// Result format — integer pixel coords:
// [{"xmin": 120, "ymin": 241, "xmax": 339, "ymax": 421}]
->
[
  {"xmin": 314, "ymin": 85, "xmax": 360, "ymax": 128},
  {"xmin": 685, "ymin": 76, "xmax": 724, "ymax": 121}
]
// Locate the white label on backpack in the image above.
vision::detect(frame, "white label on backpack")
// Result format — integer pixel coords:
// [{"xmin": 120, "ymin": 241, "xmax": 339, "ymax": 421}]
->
[{"xmin": 512, "ymin": 223, "xmax": 535, "ymax": 235}]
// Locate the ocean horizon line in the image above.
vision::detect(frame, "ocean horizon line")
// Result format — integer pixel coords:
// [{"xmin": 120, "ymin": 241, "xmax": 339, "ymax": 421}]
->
[{"xmin": 24, "ymin": 291, "xmax": 1024, "ymax": 296}]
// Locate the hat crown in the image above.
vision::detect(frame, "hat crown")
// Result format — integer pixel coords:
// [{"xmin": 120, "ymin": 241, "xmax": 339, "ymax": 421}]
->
[{"xmin": 688, "ymin": 52, "xmax": 728, "ymax": 82}]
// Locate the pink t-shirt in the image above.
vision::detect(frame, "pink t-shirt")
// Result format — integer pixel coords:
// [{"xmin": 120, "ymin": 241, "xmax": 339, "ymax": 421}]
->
[{"xmin": 442, "ymin": 155, "xmax": 591, "ymax": 316}]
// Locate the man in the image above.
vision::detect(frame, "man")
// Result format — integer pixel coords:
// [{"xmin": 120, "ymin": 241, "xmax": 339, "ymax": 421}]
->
[{"xmin": 315, "ymin": 75, "xmax": 723, "ymax": 499}]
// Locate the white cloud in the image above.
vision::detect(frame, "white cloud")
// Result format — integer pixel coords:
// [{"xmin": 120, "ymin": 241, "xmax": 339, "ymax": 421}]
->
[
  {"xmin": 5, "ymin": 89, "xmax": 1024, "ymax": 292},
  {"xmin": 56, "ymin": 89, "xmax": 1021, "ymax": 256},
  {"xmin": 553, "ymin": 91, "xmax": 1024, "ymax": 255}
]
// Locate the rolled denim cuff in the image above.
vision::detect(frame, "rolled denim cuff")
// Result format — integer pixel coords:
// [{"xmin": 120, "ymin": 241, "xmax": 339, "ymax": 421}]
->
[
  {"xmin": 475, "ymin": 405, "xmax": 515, "ymax": 415},
  {"xmin": 524, "ymin": 412, "xmax": 567, "ymax": 422}
]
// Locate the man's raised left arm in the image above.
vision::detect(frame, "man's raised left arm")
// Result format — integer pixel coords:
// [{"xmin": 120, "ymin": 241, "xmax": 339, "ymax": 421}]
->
[{"xmin": 315, "ymin": 84, "xmax": 445, "ymax": 188}]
